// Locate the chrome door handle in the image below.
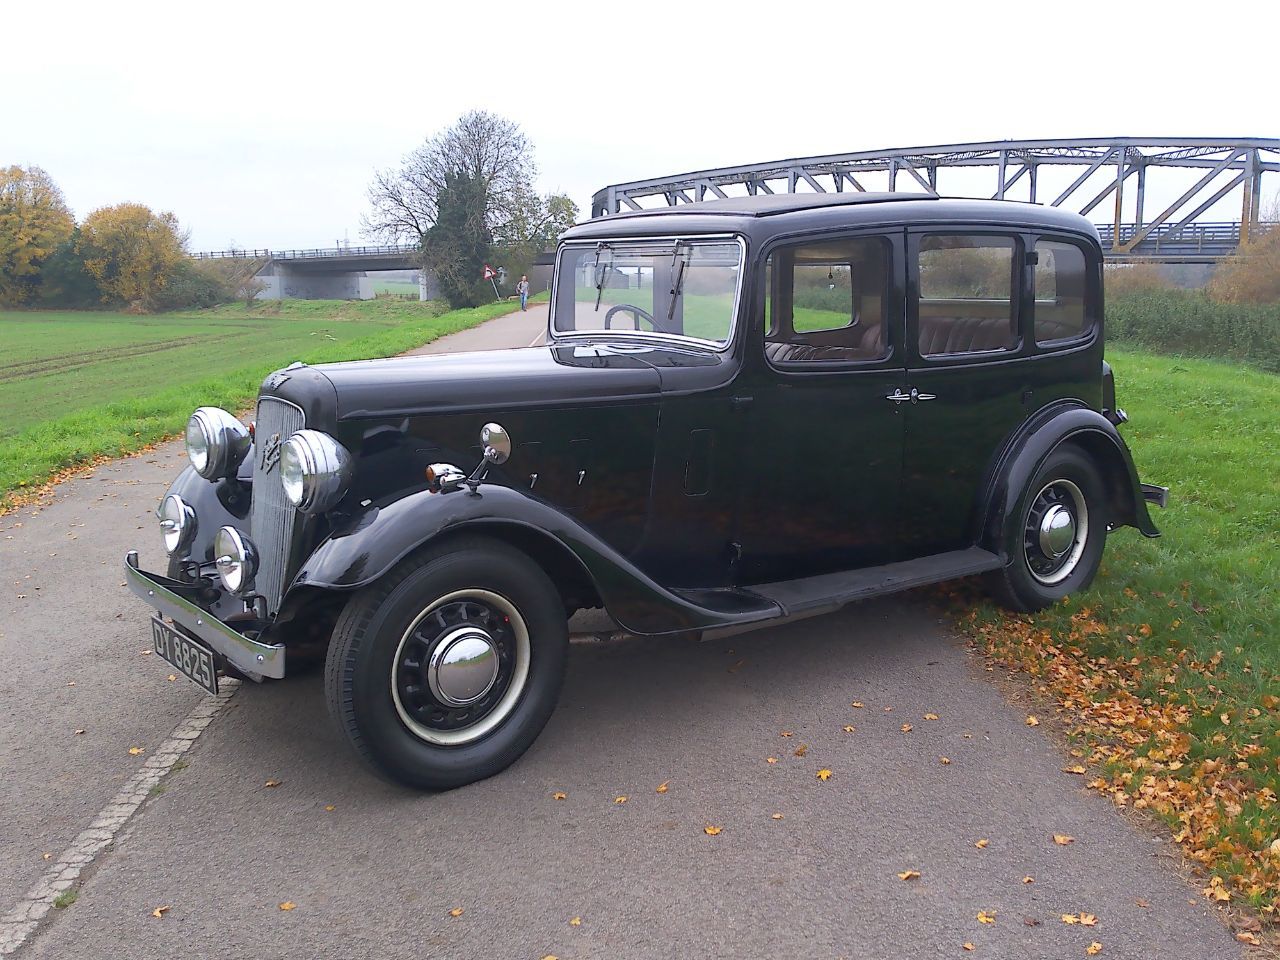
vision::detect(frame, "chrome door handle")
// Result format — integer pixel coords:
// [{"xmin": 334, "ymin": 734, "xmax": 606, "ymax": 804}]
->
[
  {"xmin": 911, "ymin": 388, "xmax": 937, "ymax": 402},
  {"xmin": 886, "ymin": 389, "xmax": 911, "ymax": 403}
]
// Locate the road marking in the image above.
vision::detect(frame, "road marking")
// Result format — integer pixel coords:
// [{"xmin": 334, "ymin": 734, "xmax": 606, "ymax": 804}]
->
[
  {"xmin": 527, "ymin": 328, "xmax": 545, "ymax": 347},
  {"xmin": 0, "ymin": 680, "xmax": 240, "ymax": 955}
]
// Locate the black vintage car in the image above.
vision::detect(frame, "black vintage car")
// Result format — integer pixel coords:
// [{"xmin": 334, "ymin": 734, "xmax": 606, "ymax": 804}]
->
[{"xmin": 125, "ymin": 193, "xmax": 1167, "ymax": 789}]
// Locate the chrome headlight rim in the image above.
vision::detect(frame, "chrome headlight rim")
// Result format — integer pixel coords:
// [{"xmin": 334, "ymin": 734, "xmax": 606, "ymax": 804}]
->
[
  {"xmin": 213, "ymin": 526, "xmax": 257, "ymax": 595},
  {"xmin": 185, "ymin": 407, "xmax": 251, "ymax": 480},
  {"xmin": 280, "ymin": 429, "xmax": 352, "ymax": 514},
  {"xmin": 157, "ymin": 494, "xmax": 197, "ymax": 557}
]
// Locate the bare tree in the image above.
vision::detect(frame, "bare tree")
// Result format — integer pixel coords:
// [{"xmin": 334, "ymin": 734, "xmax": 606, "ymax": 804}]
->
[{"xmin": 363, "ymin": 110, "xmax": 538, "ymax": 245}]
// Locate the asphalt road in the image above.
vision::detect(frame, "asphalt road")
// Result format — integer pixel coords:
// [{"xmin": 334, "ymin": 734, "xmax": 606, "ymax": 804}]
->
[{"xmin": 0, "ymin": 305, "xmax": 1244, "ymax": 959}]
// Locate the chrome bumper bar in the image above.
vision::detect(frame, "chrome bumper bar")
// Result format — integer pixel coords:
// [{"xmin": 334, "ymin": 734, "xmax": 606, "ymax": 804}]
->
[
  {"xmin": 124, "ymin": 551, "xmax": 286, "ymax": 679},
  {"xmin": 1141, "ymin": 483, "xmax": 1170, "ymax": 510}
]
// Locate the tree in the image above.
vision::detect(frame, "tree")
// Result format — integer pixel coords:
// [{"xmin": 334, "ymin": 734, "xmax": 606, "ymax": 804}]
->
[
  {"xmin": 365, "ymin": 110, "xmax": 537, "ymax": 246},
  {"xmin": 0, "ymin": 165, "xmax": 75, "ymax": 305},
  {"xmin": 422, "ymin": 172, "xmax": 492, "ymax": 308},
  {"xmin": 37, "ymin": 230, "xmax": 99, "ymax": 308},
  {"xmin": 77, "ymin": 203, "xmax": 188, "ymax": 309}
]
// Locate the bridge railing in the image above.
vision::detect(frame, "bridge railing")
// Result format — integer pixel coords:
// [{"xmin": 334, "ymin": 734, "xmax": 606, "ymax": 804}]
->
[
  {"xmin": 1096, "ymin": 221, "xmax": 1277, "ymax": 254},
  {"xmin": 191, "ymin": 244, "xmax": 420, "ymax": 261}
]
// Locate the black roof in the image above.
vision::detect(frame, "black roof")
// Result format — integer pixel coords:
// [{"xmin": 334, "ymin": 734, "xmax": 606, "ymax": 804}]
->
[{"xmin": 562, "ymin": 195, "xmax": 1101, "ymax": 244}]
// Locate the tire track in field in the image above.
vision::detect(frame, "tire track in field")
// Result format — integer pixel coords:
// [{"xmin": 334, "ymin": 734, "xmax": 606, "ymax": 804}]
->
[{"xmin": 0, "ymin": 333, "xmax": 256, "ymax": 385}]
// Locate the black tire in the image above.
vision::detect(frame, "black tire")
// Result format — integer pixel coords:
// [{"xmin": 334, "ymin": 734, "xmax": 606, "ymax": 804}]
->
[
  {"xmin": 986, "ymin": 446, "xmax": 1108, "ymax": 613},
  {"xmin": 324, "ymin": 536, "xmax": 568, "ymax": 790}
]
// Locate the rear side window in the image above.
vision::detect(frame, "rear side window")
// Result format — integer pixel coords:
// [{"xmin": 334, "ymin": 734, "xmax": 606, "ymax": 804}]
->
[
  {"xmin": 916, "ymin": 235, "xmax": 1017, "ymax": 356},
  {"xmin": 1033, "ymin": 240, "xmax": 1090, "ymax": 345}
]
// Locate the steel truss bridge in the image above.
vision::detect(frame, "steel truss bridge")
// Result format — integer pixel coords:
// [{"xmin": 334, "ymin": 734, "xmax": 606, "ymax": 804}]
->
[{"xmin": 590, "ymin": 138, "xmax": 1280, "ymax": 262}]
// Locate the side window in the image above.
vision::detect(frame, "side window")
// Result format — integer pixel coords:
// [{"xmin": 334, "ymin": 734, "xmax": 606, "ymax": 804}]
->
[
  {"xmin": 916, "ymin": 235, "xmax": 1017, "ymax": 357},
  {"xmin": 764, "ymin": 237, "xmax": 890, "ymax": 364},
  {"xmin": 1034, "ymin": 239, "xmax": 1090, "ymax": 345}
]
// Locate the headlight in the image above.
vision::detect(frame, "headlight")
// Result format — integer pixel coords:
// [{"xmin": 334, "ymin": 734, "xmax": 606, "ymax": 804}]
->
[
  {"xmin": 280, "ymin": 430, "xmax": 352, "ymax": 513},
  {"xmin": 157, "ymin": 494, "xmax": 196, "ymax": 556},
  {"xmin": 213, "ymin": 526, "xmax": 257, "ymax": 595},
  {"xmin": 185, "ymin": 407, "xmax": 251, "ymax": 480}
]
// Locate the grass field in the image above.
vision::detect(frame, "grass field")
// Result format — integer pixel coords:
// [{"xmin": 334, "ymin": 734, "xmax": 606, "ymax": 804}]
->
[
  {"xmin": 959, "ymin": 347, "xmax": 1280, "ymax": 912},
  {"xmin": 371, "ymin": 279, "xmax": 420, "ymax": 296},
  {"xmin": 0, "ymin": 298, "xmax": 526, "ymax": 508}
]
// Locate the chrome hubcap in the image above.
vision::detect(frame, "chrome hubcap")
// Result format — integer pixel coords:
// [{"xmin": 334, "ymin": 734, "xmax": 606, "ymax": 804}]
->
[
  {"xmin": 427, "ymin": 628, "xmax": 499, "ymax": 706},
  {"xmin": 1038, "ymin": 504, "xmax": 1076, "ymax": 558}
]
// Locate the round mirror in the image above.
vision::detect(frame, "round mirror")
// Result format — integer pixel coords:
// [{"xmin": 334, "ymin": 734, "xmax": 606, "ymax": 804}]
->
[{"xmin": 480, "ymin": 422, "xmax": 512, "ymax": 464}]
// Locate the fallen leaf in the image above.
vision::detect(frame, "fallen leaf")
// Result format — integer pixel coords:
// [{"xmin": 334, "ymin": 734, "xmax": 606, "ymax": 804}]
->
[
  {"xmin": 771, "ymin": 813, "xmax": 784, "ymax": 820},
  {"xmin": 816, "ymin": 768, "xmax": 832, "ymax": 781},
  {"xmin": 1086, "ymin": 942, "xmax": 1102, "ymax": 956},
  {"xmin": 448, "ymin": 907, "xmax": 463, "ymax": 917},
  {"xmin": 1134, "ymin": 899, "xmax": 1149, "ymax": 909},
  {"xmin": 569, "ymin": 916, "xmax": 582, "ymax": 927},
  {"xmin": 74, "ymin": 729, "xmax": 85, "ymax": 735},
  {"xmin": 851, "ymin": 701, "xmax": 864, "ymax": 709},
  {"xmin": 264, "ymin": 779, "xmax": 282, "ymax": 788},
  {"xmin": 655, "ymin": 781, "xmax": 669, "ymax": 794},
  {"xmin": 541, "ymin": 955, "xmax": 559, "ymax": 960},
  {"xmin": 552, "ymin": 791, "xmax": 567, "ymax": 800},
  {"xmin": 1053, "ymin": 834, "xmax": 1075, "ymax": 845},
  {"xmin": 766, "ymin": 757, "xmax": 778, "ymax": 764},
  {"xmin": 940, "ymin": 757, "xmax": 952, "ymax": 765},
  {"xmin": 1026, "ymin": 715, "xmax": 1040, "ymax": 726},
  {"xmin": 793, "ymin": 744, "xmax": 808, "ymax": 757},
  {"xmin": 897, "ymin": 870, "xmax": 921, "ymax": 881},
  {"xmin": 1080, "ymin": 913, "xmax": 1098, "ymax": 927},
  {"xmin": 1024, "ymin": 917, "xmax": 1041, "ymax": 926},
  {"xmin": 1236, "ymin": 932, "xmax": 1261, "ymax": 946},
  {"xmin": 975, "ymin": 838, "xmax": 989, "ymax": 849},
  {"xmin": 324, "ymin": 805, "xmax": 335, "ymax": 812},
  {"xmin": 128, "ymin": 747, "xmax": 143, "ymax": 756},
  {"xmin": 901, "ymin": 723, "xmax": 914, "ymax": 733},
  {"xmin": 1022, "ymin": 876, "xmax": 1034, "ymax": 884},
  {"xmin": 1063, "ymin": 765, "xmax": 1087, "ymax": 775},
  {"xmin": 613, "ymin": 796, "xmax": 628, "ymax": 804},
  {"xmin": 41, "ymin": 853, "xmax": 51, "ymax": 861},
  {"xmin": 704, "ymin": 825, "xmax": 722, "ymax": 836},
  {"xmin": 843, "ymin": 725, "xmax": 856, "ymax": 733},
  {"xmin": 279, "ymin": 901, "xmax": 296, "ymax": 911},
  {"xmin": 166, "ymin": 675, "xmax": 177, "ymax": 682},
  {"xmin": 963, "ymin": 944, "xmax": 975, "ymax": 952},
  {"xmin": 780, "ymin": 731, "xmax": 794, "ymax": 738},
  {"xmin": 977, "ymin": 910, "xmax": 996, "ymax": 924},
  {"xmin": 924, "ymin": 713, "xmax": 939, "ymax": 721},
  {"xmin": 152, "ymin": 905, "xmax": 170, "ymax": 918},
  {"xmin": 1062, "ymin": 914, "xmax": 1080, "ymax": 925}
]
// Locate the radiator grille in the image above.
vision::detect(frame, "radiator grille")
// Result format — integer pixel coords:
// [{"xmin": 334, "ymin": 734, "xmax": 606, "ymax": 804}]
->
[{"xmin": 250, "ymin": 397, "xmax": 305, "ymax": 614}]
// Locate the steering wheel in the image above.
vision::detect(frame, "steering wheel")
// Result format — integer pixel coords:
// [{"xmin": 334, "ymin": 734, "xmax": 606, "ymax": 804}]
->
[{"xmin": 603, "ymin": 304, "xmax": 657, "ymax": 330}]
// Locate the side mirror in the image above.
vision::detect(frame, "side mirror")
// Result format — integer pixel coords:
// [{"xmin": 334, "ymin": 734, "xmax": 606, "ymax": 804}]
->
[{"xmin": 480, "ymin": 423, "xmax": 511, "ymax": 464}]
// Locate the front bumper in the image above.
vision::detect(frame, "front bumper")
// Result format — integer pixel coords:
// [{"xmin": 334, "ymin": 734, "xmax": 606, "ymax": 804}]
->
[{"xmin": 124, "ymin": 551, "xmax": 286, "ymax": 679}]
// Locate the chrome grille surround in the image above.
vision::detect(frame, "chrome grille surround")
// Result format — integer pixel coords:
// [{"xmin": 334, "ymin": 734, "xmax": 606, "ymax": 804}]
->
[{"xmin": 250, "ymin": 397, "xmax": 305, "ymax": 615}]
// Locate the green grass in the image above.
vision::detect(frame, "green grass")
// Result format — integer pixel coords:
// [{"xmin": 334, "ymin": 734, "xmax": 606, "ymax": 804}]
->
[
  {"xmin": 371, "ymin": 279, "xmax": 420, "ymax": 296},
  {"xmin": 0, "ymin": 298, "xmax": 523, "ymax": 507},
  {"xmin": 53, "ymin": 890, "xmax": 77, "ymax": 909}
]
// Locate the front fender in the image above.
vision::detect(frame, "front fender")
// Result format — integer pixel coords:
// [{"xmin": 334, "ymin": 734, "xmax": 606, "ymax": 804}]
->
[
  {"xmin": 978, "ymin": 403, "xmax": 1161, "ymax": 552},
  {"xmin": 164, "ymin": 464, "xmax": 252, "ymax": 569},
  {"xmin": 290, "ymin": 485, "xmax": 779, "ymax": 636}
]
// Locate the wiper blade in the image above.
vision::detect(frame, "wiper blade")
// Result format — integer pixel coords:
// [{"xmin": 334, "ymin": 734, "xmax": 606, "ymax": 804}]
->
[
  {"xmin": 593, "ymin": 242, "xmax": 611, "ymax": 312},
  {"xmin": 667, "ymin": 240, "xmax": 687, "ymax": 323}
]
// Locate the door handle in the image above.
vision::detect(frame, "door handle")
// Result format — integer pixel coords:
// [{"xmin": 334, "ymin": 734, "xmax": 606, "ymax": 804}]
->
[
  {"xmin": 886, "ymin": 387, "xmax": 937, "ymax": 404},
  {"xmin": 885, "ymin": 389, "xmax": 910, "ymax": 403},
  {"xmin": 911, "ymin": 388, "xmax": 937, "ymax": 402}
]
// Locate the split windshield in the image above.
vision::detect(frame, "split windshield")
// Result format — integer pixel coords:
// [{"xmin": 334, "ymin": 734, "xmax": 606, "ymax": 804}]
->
[{"xmin": 552, "ymin": 238, "xmax": 742, "ymax": 347}]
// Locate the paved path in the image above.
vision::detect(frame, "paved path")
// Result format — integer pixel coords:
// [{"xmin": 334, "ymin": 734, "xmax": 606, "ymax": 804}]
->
[{"xmin": 0, "ymin": 306, "xmax": 1242, "ymax": 959}]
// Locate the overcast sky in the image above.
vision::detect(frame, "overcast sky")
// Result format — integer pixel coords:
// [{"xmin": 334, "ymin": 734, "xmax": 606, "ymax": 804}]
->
[{"xmin": 4, "ymin": 1, "xmax": 1272, "ymax": 251}]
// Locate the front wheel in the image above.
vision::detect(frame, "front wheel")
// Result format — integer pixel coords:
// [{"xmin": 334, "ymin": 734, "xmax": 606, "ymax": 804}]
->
[
  {"xmin": 986, "ymin": 446, "xmax": 1108, "ymax": 613},
  {"xmin": 325, "ymin": 537, "xmax": 568, "ymax": 790}
]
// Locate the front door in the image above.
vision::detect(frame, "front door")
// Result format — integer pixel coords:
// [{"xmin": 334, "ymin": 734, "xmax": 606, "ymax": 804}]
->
[{"xmin": 735, "ymin": 232, "xmax": 907, "ymax": 584}]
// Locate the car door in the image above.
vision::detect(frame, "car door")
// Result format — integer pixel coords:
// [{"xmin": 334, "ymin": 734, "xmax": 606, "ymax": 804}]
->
[
  {"xmin": 899, "ymin": 229, "xmax": 1031, "ymax": 556},
  {"xmin": 734, "ymin": 231, "xmax": 907, "ymax": 584}
]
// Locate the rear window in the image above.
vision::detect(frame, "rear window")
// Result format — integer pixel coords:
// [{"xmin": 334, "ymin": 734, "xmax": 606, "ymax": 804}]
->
[
  {"xmin": 916, "ymin": 235, "xmax": 1017, "ymax": 356},
  {"xmin": 1033, "ymin": 240, "xmax": 1090, "ymax": 345}
]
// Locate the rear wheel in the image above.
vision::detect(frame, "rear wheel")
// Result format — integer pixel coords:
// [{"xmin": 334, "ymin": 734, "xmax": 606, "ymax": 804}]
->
[
  {"xmin": 325, "ymin": 537, "xmax": 568, "ymax": 790},
  {"xmin": 987, "ymin": 447, "xmax": 1108, "ymax": 612}
]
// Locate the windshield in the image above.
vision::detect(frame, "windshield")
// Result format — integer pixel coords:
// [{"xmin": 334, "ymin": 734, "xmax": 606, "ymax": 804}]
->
[{"xmin": 551, "ymin": 238, "xmax": 743, "ymax": 347}]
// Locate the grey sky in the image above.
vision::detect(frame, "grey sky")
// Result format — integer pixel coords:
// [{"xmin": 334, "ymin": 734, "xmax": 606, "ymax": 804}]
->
[{"xmin": 5, "ymin": 1, "xmax": 1271, "ymax": 251}]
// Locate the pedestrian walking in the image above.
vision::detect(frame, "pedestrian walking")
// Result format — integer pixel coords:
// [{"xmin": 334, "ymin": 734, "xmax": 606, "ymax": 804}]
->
[{"xmin": 517, "ymin": 275, "xmax": 530, "ymax": 311}]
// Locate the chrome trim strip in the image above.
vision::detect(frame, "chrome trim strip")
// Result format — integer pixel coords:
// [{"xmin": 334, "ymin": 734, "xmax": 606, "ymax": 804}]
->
[{"xmin": 124, "ymin": 551, "xmax": 285, "ymax": 679}]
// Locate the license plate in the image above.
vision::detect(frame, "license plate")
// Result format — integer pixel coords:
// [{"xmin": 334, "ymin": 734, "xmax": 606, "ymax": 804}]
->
[{"xmin": 151, "ymin": 618, "xmax": 218, "ymax": 695}]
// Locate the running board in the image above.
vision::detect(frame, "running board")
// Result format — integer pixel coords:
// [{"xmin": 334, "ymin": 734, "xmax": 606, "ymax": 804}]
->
[{"xmin": 745, "ymin": 547, "xmax": 1003, "ymax": 618}]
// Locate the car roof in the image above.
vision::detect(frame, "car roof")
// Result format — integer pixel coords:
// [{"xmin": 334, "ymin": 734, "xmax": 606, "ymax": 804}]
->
[{"xmin": 561, "ymin": 195, "xmax": 1101, "ymax": 243}]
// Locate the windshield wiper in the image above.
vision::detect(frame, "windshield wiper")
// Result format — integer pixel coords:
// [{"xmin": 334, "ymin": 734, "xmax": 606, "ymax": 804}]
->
[
  {"xmin": 593, "ymin": 242, "xmax": 611, "ymax": 312},
  {"xmin": 667, "ymin": 240, "xmax": 688, "ymax": 323}
]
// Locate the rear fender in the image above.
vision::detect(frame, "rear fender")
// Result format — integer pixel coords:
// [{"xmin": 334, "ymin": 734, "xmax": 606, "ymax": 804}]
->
[
  {"xmin": 289, "ymin": 485, "xmax": 775, "ymax": 636},
  {"xmin": 978, "ymin": 403, "xmax": 1161, "ymax": 554}
]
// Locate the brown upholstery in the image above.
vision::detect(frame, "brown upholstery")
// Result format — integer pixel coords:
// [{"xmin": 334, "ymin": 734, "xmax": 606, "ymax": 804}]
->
[
  {"xmin": 765, "ymin": 321, "xmax": 885, "ymax": 364},
  {"xmin": 917, "ymin": 316, "xmax": 1014, "ymax": 355}
]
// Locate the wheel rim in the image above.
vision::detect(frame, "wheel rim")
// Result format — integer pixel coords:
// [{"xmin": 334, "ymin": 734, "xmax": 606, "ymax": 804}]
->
[
  {"xmin": 1023, "ymin": 478, "xmax": 1088, "ymax": 586},
  {"xmin": 391, "ymin": 589, "xmax": 531, "ymax": 746}
]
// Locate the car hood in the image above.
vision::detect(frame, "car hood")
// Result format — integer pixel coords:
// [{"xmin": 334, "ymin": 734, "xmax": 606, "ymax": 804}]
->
[{"xmin": 311, "ymin": 344, "xmax": 667, "ymax": 420}]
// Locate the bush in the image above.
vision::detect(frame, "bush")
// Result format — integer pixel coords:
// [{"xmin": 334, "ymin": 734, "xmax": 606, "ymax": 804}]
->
[
  {"xmin": 1106, "ymin": 289, "xmax": 1280, "ymax": 372},
  {"xmin": 1208, "ymin": 223, "xmax": 1280, "ymax": 304}
]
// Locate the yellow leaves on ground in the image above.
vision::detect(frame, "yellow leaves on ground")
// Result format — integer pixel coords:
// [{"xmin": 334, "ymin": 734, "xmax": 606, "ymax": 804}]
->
[
  {"xmin": 127, "ymin": 747, "xmax": 143, "ymax": 756},
  {"xmin": 766, "ymin": 757, "xmax": 778, "ymax": 764},
  {"xmin": 1237, "ymin": 931, "xmax": 1261, "ymax": 945},
  {"xmin": 816, "ymin": 769, "xmax": 833, "ymax": 782},
  {"xmin": 73, "ymin": 729, "xmax": 85, "ymax": 735},
  {"xmin": 1026, "ymin": 715, "xmax": 1040, "ymax": 726},
  {"xmin": 940, "ymin": 757, "xmax": 952, "ymax": 765},
  {"xmin": 1053, "ymin": 834, "xmax": 1075, "ymax": 846},
  {"xmin": 901, "ymin": 723, "xmax": 914, "ymax": 733},
  {"xmin": 793, "ymin": 744, "xmax": 808, "ymax": 757},
  {"xmin": 780, "ymin": 731, "xmax": 794, "ymax": 738},
  {"xmin": 569, "ymin": 916, "xmax": 582, "ymax": 926},
  {"xmin": 974, "ymin": 839, "xmax": 989, "ymax": 849},
  {"xmin": 1204, "ymin": 876, "xmax": 1232, "ymax": 902},
  {"xmin": 264, "ymin": 779, "xmax": 282, "ymax": 788},
  {"xmin": 704, "ymin": 826, "xmax": 722, "ymax": 836},
  {"xmin": 613, "ymin": 796, "xmax": 628, "ymax": 805},
  {"xmin": 1022, "ymin": 877, "xmax": 1034, "ymax": 884},
  {"xmin": 655, "ymin": 781, "xmax": 669, "ymax": 794},
  {"xmin": 851, "ymin": 701, "xmax": 865, "ymax": 709},
  {"xmin": 324, "ymin": 805, "xmax": 335, "ymax": 812},
  {"xmin": 1061, "ymin": 912, "xmax": 1097, "ymax": 926},
  {"xmin": 842, "ymin": 725, "xmax": 856, "ymax": 733},
  {"xmin": 151, "ymin": 906, "xmax": 170, "ymax": 918},
  {"xmin": 924, "ymin": 713, "xmax": 940, "ymax": 721},
  {"xmin": 962, "ymin": 943, "xmax": 975, "ymax": 951},
  {"xmin": 552, "ymin": 791, "xmax": 567, "ymax": 800},
  {"xmin": 448, "ymin": 907, "xmax": 464, "ymax": 917},
  {"xmin": 771, "ymin": 813, "xmax": 784, "ymax": 820},
  {"xmin": 541, "ymin": 955, "xmax": 559, "ymax": 960},
  {"xmin": 976, "ymin": 910, "xmax": 996, "ymax": 924},
  {"xmin": 897, "ymin": 870, "xmax": 921, "ymax": 881},
  {"xmin": 1063, "ymin": 765, "xmax": 1087, "ymax": 775},
  {"xmin": 1086, "ymin": 942, "xmax": 1103, "ymax": 955},
  {"xmin": 278, "ymin": 902, "xmax": 296, "ymax": 911}
]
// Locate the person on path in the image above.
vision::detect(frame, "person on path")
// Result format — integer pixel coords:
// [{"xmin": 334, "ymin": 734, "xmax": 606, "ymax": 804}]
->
[{"xmin": 517, "ymin": 275, "xmax": 530, "ymax": 311}]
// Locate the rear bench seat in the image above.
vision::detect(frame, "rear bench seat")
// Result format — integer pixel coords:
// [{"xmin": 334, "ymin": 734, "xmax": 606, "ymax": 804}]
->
[{"xmin": 917, "ymin": 315, "xmax": 1014, "ymax": 355}]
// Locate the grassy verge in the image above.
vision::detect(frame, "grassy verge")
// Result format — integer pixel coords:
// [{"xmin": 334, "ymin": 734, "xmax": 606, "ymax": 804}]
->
[
  {"xmin": 1107, "ymin": 289, "xmax": 1280, "ymax": 373},
  {"xmin": 0, "ymin": 299, "xmax": 524, "ymax": 510},
  {"xmin": 954, "ymin": 347, "xmax": 1279, "ymax": 917}
]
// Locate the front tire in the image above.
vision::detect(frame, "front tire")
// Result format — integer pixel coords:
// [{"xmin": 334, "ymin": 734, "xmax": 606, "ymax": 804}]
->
[
  {"xmin": 325, "ymin": 537, "xmax": 568, "ymax": 790},
  {"xmin": 987, "ymin": 446, "xmax": 1108, "ymax": 613}
]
